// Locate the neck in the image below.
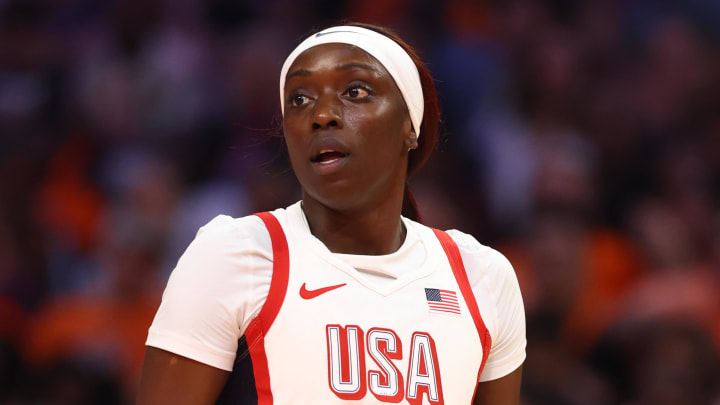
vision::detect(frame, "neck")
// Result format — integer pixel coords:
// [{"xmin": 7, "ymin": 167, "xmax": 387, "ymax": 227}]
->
[{"xmin": 301, "ymin": 191, "xmax": 406, "ymax": 255}]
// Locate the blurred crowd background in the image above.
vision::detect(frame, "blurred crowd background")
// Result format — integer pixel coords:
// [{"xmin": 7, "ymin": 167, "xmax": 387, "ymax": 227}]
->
[{"xmin": 0, "ymin": 0, "xmax": 719, "ymax": 404}]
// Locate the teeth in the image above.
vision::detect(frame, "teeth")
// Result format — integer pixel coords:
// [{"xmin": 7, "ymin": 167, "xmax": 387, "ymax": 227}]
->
[{"xmin": 311, "ymin": 148, "xmax": 347, "ymax": 164}]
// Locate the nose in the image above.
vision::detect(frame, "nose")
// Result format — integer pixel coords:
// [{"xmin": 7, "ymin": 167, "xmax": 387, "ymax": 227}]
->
[{"xmin": 312, "ymin": 93, "xmax": 343, "ymax": 130}]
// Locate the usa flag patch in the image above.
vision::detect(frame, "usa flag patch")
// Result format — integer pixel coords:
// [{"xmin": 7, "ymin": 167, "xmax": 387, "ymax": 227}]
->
[{"xmin": 425, "ymin": 288, "xmax": 461, "ymax": 315}]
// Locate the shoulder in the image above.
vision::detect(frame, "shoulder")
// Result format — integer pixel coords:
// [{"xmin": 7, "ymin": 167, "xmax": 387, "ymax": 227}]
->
[
  {"xmin": 194, "ymin": 213, "xmax": 267, "ymax": 245},
  {"xmin": 165, "ymin": 211, "xmax": 282, "ymax": 289},
  {"xmin": 445, "ymin": 229, "xmax": 526, "ymax": 381},
  {"xmin": 166, "ymin": 212, "xmax": 275, "ymax": 286},
  {"xmin": 176, "ymin": 202, "xmax": 300, "ymax": 269},
  {"xmin": 443, "ymin": 229, "xmax": 523, "ymax": 336},
  {"xmin": 403, "ymin": 219, "xmax": 515, "ymax": 282},
  {"xmin": 187, "ymin": 208, "xmax": 291, "ymax": 257},
  {"xmin": 444, "ymin": 229, "xmax": 515, "ymax": 283},
  {"xmin": 147, "ymin": 213, "xmax": 280, "ymax": 370},
  {"xmin": 407, "ymin": 222, "xmax": 518, "ymax": 298}
]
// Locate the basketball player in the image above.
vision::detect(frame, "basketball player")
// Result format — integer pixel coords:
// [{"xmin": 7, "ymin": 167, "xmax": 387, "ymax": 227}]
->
[{"xmin": 137, "ymin": 23, "xmax": 525, "ymax": 404}]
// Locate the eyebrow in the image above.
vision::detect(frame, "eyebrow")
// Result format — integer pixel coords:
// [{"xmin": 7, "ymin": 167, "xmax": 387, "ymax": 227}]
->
[
  {"xmin": 286, "ymin": 69, "xmax": 312, "ymax": 81},
  {"xmin": 285, "ymin": 62, "xmax": 380, "ymax": 82}
]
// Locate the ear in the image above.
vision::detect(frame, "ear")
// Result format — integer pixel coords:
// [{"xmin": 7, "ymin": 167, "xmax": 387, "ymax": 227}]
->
[
  {"xmin": 403, "ymin": 117, "xmax": 418, "ymax": 151},
  {"xmin": 405, "ymin": 130, "xmax": 419, "ymax": 151}
]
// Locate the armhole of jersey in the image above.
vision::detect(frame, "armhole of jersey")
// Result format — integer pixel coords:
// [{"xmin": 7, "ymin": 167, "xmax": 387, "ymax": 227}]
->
[
  {"xmin": 432, "ymin": 229, "xmax": 492, "ymax": 383},
  {"xmin": 244, "ymin": 211, "xmax": 290, "ymax": 405}
]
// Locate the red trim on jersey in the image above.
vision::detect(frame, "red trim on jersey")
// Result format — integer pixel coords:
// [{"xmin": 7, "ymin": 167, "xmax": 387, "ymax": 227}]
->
[
  {"xmin": 432, "ymin": 229, "xmax": 492, "ymax": 383},
  {"xmin": 246, "ymin": 212, "xmax": 291, "ymax": 405},
  {"xmin": 245, "ymin": 317, "xmax": 272, "ymax": 404},
  {"xmin": 255, "ymin": 212, "xmax": 290, "ymax": 333}
]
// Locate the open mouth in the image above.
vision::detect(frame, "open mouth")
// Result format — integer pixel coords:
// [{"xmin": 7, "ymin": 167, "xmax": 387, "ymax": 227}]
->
[{"xmin": 311, "ymin": 149, "xmax": 348, "ymax": 164}]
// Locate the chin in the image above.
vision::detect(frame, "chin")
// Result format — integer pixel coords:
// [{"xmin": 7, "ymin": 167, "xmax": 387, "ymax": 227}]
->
[
  {"xmin": 306, "ymin": 188, "xmax": 359, "ymax": 211},
  {"xmin": 301, "ymin": 181, "xmax": 369, "ymax": 212}
]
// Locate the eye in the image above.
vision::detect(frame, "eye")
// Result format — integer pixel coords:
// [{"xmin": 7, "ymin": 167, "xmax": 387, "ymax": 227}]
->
[
  {"xmin": 344, "ymin": 86, "xmax": 370, "ymax": 99},
  {"xmin": 289, "ymin": 94, "xmax": 310, "ymax": 107}
]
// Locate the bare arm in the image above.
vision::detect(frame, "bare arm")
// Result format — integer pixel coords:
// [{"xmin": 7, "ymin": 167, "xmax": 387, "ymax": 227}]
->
[
  {"xmin": 473, "ymin": 364, "xmax": 523, "ymax": 405},
  {"xmin": 137, "ymin": 347, "xmax": 230, "ymax": 405}
]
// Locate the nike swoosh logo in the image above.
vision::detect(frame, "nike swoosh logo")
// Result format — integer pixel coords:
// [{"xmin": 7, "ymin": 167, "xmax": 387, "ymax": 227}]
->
[
  {"xmin": 300, "ymin": 282, "xmax": 347, "ymax": 299},
  {"xmin": 315, "ymin": 30, "xmax": 358, "ymax": 37}
]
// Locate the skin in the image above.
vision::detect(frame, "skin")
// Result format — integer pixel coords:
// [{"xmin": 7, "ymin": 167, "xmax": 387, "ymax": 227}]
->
[
  {"xmin": 283, "ymin": 43, "xmax": 416, "ymax": 255},
  {"xmin": 137, "ymin": 43, "xmax": 522, "ymax": 404}
]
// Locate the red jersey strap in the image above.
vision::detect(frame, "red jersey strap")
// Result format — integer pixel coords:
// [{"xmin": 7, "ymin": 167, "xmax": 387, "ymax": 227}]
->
[
  {"xmin": 432, "ymin": 229, "xmax": 492, "ymax": 381},
  {"xmin": 253, "ymin": 212, "xmax": 290, "ymax": 333},
  {"xmin": 245, "ymin": 211, "xmax": 290, "ymax": 405}
]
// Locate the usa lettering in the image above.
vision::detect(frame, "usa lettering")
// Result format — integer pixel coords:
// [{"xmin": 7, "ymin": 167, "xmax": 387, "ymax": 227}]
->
[{"xmin": 326, "ymin": 325, "xmax": 444, "ymax": 404}]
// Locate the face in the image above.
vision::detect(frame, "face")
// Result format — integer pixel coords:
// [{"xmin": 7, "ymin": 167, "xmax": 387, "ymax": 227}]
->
[{"xmin": 282, "ymin": 43, "xmax": 416, "ymax": 211}]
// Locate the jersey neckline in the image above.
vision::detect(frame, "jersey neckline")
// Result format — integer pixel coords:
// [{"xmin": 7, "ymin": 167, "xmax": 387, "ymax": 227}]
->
[{"xmin": 282, "ymin": 201, "xmax": 440, "ymax": 296}]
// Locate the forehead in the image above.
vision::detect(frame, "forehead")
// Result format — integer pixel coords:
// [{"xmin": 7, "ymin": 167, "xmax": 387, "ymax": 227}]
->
[{"xmin": 285, "ymin": 43, "xmax": 390, "ymax": 82}]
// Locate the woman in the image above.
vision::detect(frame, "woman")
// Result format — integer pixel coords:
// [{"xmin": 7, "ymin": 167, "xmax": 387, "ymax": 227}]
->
[{"xmin": 137, "ymin": 23, "xmax": 525, "ymax": 404}]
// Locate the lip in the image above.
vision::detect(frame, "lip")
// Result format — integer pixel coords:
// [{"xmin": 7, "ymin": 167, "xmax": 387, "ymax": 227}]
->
[
  {"xmin": 311, "ymin": 154, "xmax": 349, "ymax": 175},
  {"xmin": 309, "ymin": 136, "xmax": 351, "ymax": 175}
]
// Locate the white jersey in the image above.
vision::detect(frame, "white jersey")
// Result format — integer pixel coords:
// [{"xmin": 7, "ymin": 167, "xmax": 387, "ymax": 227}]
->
[{"xmin": 147, "ymin": 202, "xmax": 526, "ymax": 404}]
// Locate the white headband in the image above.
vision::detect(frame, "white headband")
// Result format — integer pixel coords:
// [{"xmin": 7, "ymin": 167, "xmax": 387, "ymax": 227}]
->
[{"xmin": 279, "ymin": 25, "xmax": 424, "ymax": 138}]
